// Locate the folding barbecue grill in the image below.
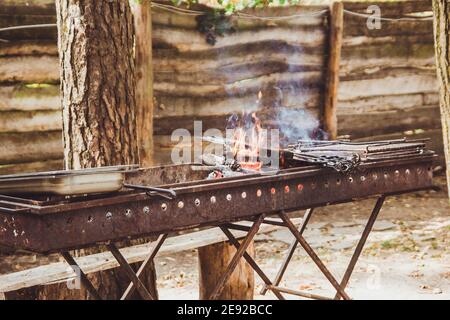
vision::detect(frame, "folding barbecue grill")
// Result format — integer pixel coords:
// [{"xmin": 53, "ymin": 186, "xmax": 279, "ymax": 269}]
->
[{"xmin": 0, "ymin": 139, "xmax": 436, "ymax": 300}]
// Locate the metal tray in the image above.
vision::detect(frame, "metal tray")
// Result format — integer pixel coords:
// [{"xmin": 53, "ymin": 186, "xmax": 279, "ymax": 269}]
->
[{"xmin": 0, "ymin": 165, "xmax": 138, "ymax": 196}]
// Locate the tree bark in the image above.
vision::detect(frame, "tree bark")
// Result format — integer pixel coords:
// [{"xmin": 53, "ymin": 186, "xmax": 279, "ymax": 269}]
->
[
  {"xmin": 432, "ymin": 0, "xmax": 450, "ymax": 199},
  {"xmin": 26, "ymin": 0, "xmax": 157, "ymax": 300},
  {"xmin": 198, "ymin": 241, "xmax": 255, "ymax": 300},
  {"xmin": 58, "ymin": 0, "xmax": 138, "ymax": 169},
  {"xmin": 131, "ymin": 1, "xmax": 154, "ymax": 167}
]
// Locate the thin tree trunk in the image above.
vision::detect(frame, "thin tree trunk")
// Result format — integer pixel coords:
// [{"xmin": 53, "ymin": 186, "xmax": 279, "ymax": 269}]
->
[
  {"xmin": 23, "ymin": 0, "xmax": 157, "ymax": 300},
  {"xmin": 432, "ymin": 0, "xmax": 450, "ymax": 199}
]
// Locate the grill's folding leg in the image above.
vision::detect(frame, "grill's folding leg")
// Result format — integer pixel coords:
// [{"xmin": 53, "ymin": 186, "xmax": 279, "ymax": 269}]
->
[
  {"xmin": 260, "ymin": 208, "xmax": 315, "ymax": 295},
  {"xmin": 121, "ymin": 234, "xmax": 168, "ymax": 300},
  {"xmin": 219, "ymin": 226, "xmax": 285, "ymax": 300},
  {"xmin": 208, "ymin": 214, "xmax": 265, "ymax": 300},
  {"xmin": 334, "ymin": 196, "xmax": 386, "ymax": 300},
  {"xmin": 106, "ymin": 243, "xmax": 154, "ymax": 300},
  {"xmin": 278, "ymin": 212, "xmax": 351, "ymax": 300},
  {"xmin": 61, "ymin": 251, "xmax": 102, "ymax": 300}
]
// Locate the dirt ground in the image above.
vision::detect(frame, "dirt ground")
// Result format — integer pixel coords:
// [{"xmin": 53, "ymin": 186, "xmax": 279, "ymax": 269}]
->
[{"xmin": 1, "ymin": 175, "xmax": 449, "ymax": 300}]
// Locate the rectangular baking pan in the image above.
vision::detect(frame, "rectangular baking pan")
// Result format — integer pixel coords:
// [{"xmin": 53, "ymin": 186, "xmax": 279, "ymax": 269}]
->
[{"xmin": 0, "ymin": 165, "xmax": 138, "ymax": 196}]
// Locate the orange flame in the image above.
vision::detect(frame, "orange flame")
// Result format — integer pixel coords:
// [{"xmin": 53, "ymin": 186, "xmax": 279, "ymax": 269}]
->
[{"xmin": 228, "ymin": 111, "xmax": 263, "ymax": 171}]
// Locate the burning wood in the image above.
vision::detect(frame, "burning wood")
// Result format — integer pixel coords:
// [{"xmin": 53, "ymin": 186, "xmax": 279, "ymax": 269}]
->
[{"xmin": 226, "ymin": 112, "xmax": 264, "ymax": 171}]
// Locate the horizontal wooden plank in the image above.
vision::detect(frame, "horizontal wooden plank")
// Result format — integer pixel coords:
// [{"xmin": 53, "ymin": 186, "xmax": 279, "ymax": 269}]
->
[
  {"xmin": 0, "ymin": 14, "xmax": 57, "ymax": 41},
  {"xmin": 0, "ymin": 159, "xmax": 63, "ymax": 175},
  {"xmin": 154, "ymin": 48, "xmax": 324, "ymax": 71},
  {"xmin": 154, "ymin": 38, "xmax": 325, "ymax": 58},
  {"xmin": 341, "ymin": 38, "xmax": 435, "ymax": 61},
  {"xmin": 342, "ymin": 34, "xmax": 434, "ymax": 47},
  {"xmin": 340, "ymin": 58, "xmax": 435, "ymax": 77},
  {"xmin": 152, "ymin": 5, "xmax": 327, "ymax": 30},
  {"xmin": 338, "ymin": 73, "xmax": 438, "ymax": 100},
  {"xmin": 0, "ymin": 41, "xmax": 58, "ymax": 57},
  {"xmin": 154, "ymin": 71, "xmax": 323, "ymax": 98},
  {"xmin": 153, "ymin": 25, "xmax": 326, "ymax": 52},
  {"xmin": 0, "ymin": 0, "xmax": 55, "ymax": 16},
  {"xmin": 0, "ymin": 56, "xmax": 59, "ymax": 84},
  {"xmin": 340, "ymin": 65, "xmax": 436, "ymax": 81},
  {"xmin": 0, "ymin": 218, "xmax": 304, "ymax": 293},
  {"xmin": 337, "ymin": 93, "xmax": 438, "ymax": 114},
  {"xmin": 155, "ymin": 86, "xmax": 321, "ymax": 118},
  {"xmin": 155, "ymin": 62, "xmax": 323, "ymax": 86},
  {"xmin": 0, "ymin": 110, "xmax": 61, "ymax": 133},
  {"xmin": 343, "ymin": 0, "xmax": 432, "ymax": 16},
  {"xmin": 0, "ymin": 85, "xmax": 60, "ymax": 111},
  {"xmin": 0, "ymin": 131, "xmax": 63, "ymax": 164},
  {"xmin": 338, "ymin": 105, "xmax": 441, "ymax": 138},
  {"xmin": 343, "ymin": 19, "xmax": 432, "ymax": 37}
]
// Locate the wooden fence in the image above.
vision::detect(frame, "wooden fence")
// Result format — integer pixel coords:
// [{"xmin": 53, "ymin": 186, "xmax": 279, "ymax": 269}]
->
[
  {"xmin": 0, "ymin": 0, "xmax": 61, "ymax": 173},
  {"xmin": 0, "ymin": 0, "xmax": 444, "ymax": 174},
  {"xmin": 339, "ymin": 1, "xmax": 440, "ymax": 138}
]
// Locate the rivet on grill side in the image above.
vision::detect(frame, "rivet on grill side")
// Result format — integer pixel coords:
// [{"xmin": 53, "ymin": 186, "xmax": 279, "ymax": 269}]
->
[
  {"xmin": 297, "ymin": 184, "xmax": 304, "ymax": 191},
  {"xmin": 372, "ymin": 174, "xmax": 378, "ymax": 180},
  {"xmin": 87, "ymin": 216, "xmax": 94, "ymax": 223},
  {"xmin": 178, "ymin": 201, "xmax": 184, "ymax": 209},
  {"xmin": 125, "ymin": 209, "xmax": 132, "ymax": 217},
  {"xmin": 194, "ymin": 199, "xmax": 200, "ymax": 206},
  {"xmin": 241, "ymin": 192, "xmax": 247, "ymax": 199},
  {"xmin": 210, "ymin": 196, "xmax": 216, "ymax": 203},
  {"xmin": 271, "ymin": 188, "xmax": 276, "ymax": 194},
  {"xmin": 226, "ymin": 194, "xmax": 232, "ymax": 201},
  {"xmin": 161, "ymin": 203, "xmax": 167, "ymax": 211},
  {"xmin": 143, "ymin": 206, "xmax": 150, "ymax": 214},
  {"xmin": 324, "ymin": 182, "xmax": 329, "ymax": 188},
  {"xmin": 336, "ymin": 179, "xmax": 341, "ymax": 186},
  {"xmin": 395, "ymin": 170, "xmax": 400, "ymax": 176},
  {"xmin": 256, "ymin": 190, "xmax": 262, "ymax": 197},
  {"xmin": 348, "ymin": 177, "xmax": 354, "ymax": 183},
  {"xmin": 106, "ymin": 212, "xmax": 113, "ymax": 220},
  {"xmin": 284, "ymin": 186, "xmax": 290, "ymax": 193},
  {"xmin": 360, "ymin": 176, "xmax": 366, "ymax": 182},
  {"xmin": 405, "ymin": 169, "xmax": 410, "ymax": 175}
]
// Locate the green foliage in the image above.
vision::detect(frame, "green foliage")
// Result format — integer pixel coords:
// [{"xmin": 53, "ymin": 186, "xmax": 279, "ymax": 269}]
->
[{"xmin": 172, "ymin": 0, "xmax": 302, "ymax": 15}]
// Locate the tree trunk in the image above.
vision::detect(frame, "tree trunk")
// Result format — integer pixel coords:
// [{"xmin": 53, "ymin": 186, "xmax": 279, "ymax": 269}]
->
[
  {"xmin": 24, "ymin": 0, "xmax": 157, "ymax": 300},
  {"xmin": 198, "ymin": 241, "xmax": 255, "ymax": 300},
  {"xmin": 132, "ymin": 1, "xmax": 154, "ymax": 167},
  {"xmin": 432, "ymin": 0, "xmax": 450, "ymax": 199},
  {"xmin": 58, "ymin": 0, "xmax": 138, "ymax": 169}
]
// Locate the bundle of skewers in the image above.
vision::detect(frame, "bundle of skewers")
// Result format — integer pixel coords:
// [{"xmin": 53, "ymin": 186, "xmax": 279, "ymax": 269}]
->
[{"xmin": 287, "ymin": 138, "xmax": 433, "ymax": 173}]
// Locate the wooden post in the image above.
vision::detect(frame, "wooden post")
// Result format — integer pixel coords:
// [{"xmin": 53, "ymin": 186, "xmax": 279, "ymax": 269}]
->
[
  {"xmin": 132, "ymin": 0, "xmax": 154, "ymax": 167},
  {"xmin": 432, "ymin": 0, "xmax": 450, "ymax": 200},
  {"xmin": 198, "ymin": 241, "xmax": 255, "ymax": 300},
  {"xmin": 323, "ymin": 1, "xmax": 344, "ymax": 140}
]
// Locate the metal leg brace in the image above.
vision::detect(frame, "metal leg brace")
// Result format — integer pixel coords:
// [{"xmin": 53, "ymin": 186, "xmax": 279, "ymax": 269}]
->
[
  {"xmin": 261, "ymin": 196, "xmax": 386, "ymax": 300},
  {"xmin": 60, "ymin": 234, "xmax": 167, "ymax": 300}
]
